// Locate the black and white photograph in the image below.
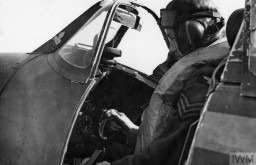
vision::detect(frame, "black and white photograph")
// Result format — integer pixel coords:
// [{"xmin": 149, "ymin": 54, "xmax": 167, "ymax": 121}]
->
[{"xmin": 1, "ymin": 0, "xmax": 254, "ymax": 165}]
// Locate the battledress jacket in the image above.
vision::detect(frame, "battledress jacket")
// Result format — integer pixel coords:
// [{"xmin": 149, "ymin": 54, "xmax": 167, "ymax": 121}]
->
[{"xmin": 111, "ymin": 38, "xmax": 230, "ymax": 165}]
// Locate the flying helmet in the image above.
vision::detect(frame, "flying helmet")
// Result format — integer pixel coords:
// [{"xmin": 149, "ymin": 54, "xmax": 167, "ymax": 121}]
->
[
  {"xmin": 226, "ymin": 8, "xmax": 244, "ymax": 48},
  {"xmin": 160, "ymin": 0, "xmax": 225, "ymax": 54}
]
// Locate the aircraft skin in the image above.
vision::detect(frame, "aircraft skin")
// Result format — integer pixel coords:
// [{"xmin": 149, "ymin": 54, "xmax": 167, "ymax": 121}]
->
[
  {"xmin": 0, "ymin": 2, "xmax": 103, "ymax": 165},
  {"xmin": 0, "ymin": 52, "xmax": 96, "ymax": 165}
]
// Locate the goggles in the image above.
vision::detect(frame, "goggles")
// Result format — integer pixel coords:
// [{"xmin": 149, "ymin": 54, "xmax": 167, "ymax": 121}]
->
[
  {"xmin": 160, "ymin": 9, "xmax": 177, "ymax": 28},
  {"xmin": 160, "ymin": 8, "xmax": 224, "ymax": 29}
]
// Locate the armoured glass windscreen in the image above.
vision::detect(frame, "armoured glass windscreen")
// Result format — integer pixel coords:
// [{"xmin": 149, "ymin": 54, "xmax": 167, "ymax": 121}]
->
[
  {"xmin": 160, "ymin": 9, "xmax": 177, "ymax": 28},
  {"xmin": 58, "ymin": 10, "xmax": 121, "ymax": 68}
]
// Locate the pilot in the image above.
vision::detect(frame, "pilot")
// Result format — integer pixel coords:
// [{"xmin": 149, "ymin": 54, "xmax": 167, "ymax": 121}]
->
[{"xmin": 97, "ymin": 0, "xmax": 230, "ymax": 164}]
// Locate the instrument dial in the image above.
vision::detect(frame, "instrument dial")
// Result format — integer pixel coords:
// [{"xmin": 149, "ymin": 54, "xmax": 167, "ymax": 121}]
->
[{"xmin": 79, "ymin": 114, "xmax": 94, "ymax": 134}]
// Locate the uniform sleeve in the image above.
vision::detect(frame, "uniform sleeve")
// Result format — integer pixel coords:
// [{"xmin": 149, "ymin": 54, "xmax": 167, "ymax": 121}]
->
[{"xmin": 111, "ymin": 116, "xmax": 196, "ymax": 165}]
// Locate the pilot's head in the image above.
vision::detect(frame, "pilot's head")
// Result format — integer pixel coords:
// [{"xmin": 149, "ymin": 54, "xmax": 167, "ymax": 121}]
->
[
  {"xmin": 160, "ymin": 0, "xmax": 225, "ymax": 59},
  {"xmin": 226, "ymin": 8, "xmax": 244, "ymax": 48}
]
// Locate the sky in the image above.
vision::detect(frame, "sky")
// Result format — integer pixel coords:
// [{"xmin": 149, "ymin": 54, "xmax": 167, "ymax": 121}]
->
[
  {"xmin": 0, "ymin": 0, "xmax": 245, "ymax": 73},
  {"xmin": 0, "ymin": 0, "xmax": 244, "ymax": 52}
]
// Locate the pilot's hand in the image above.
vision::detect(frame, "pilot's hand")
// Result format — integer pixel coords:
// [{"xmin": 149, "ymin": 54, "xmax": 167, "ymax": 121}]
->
[
  {"xmin": 109, "ymin": 109, "xmax": 139, "ymax": 135},
  {"xmin": 96, "ymin": 161, "xmax": 110, "ymax": 165}
]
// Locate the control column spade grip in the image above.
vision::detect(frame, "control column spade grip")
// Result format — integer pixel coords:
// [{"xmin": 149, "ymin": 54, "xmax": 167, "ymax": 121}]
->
[{"xmin": 98, "ymin": 109, "xmax": 120, "ymax": 140}]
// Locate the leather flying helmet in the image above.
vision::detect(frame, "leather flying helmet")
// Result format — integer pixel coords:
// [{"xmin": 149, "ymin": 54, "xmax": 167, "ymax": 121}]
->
[{"xmin": 160, "ymin": 0, "xmax": 225, "ymax": 54}]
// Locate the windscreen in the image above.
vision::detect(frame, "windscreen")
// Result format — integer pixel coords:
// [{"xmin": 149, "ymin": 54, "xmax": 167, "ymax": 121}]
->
[{"xmin": 58, "ymin": 9, "xmax": 121, "ymax": 68}]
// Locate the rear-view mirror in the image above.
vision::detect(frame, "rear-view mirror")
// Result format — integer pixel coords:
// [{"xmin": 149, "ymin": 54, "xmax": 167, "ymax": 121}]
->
[{"xmin": 113, "ymin": 7, "xmax": 142, "ymax": 31}]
